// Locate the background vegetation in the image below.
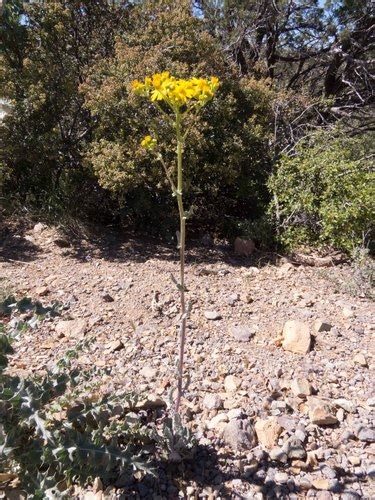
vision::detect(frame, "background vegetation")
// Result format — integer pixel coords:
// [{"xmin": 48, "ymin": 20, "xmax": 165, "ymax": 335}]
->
[{"xmin": 1, "ymin": 0, "xmax": 373, "ymax": 253}]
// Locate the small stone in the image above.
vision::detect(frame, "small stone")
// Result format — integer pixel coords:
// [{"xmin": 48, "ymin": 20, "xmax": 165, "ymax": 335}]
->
[
  {"xmin": 224, "ymin": 375, "xmax": 240, "ymax": 393},
  {"xmin": 204, "ymin": 310, "xmax": 221, "ymax": 320},
  {"xmin": 282, "ymin": 320, "xmax": 311, "ymax": 354},
  {"xmin": 254, "ymin": 416, "xmax": 282, "ymax": 449},
  {"xmin": 206, "ymin": 412, "xmax": 228, "ymax": 430},
  {"xmin": 356, "ymin": 426, "xmax": 375, "ymax": 442},
  {"xmin": 227, "ymin": 293, "xmax": 239, "ymax": 306},
  {"xmin": 274, "ymin": 472, "xmax": 289, "ymax": 484},
  {"xmin": 334, "ymin": 398, "xmax": 356, "ymax": 413},
  {"xmin": 105, "ymin": 339, "xmax": 124, "ymax": 353},
  {"xmin": 101, "ymin": 293, "xmax": 114, "ymax": 302},
  {"xmin": 227, "ymin": 408, "xmax": 243, "ymax": 420},
  {"xmin": 313, "ymin": 320, "xmax": 332, "ymax": 333},
  {"xmin": 353, "ymin": 353, "xmax": 367, "ymax": 367},
  {"xmin": 136, "ymin": 394, "xmax": 166, "ymax": 410},
  {"xmin": 348, "ymin": 456, "xmax": 361, "ymax": 466},
  {"xmin": 282, "ymin": 437, "xmax": 306, "ymax": 460},
  {"xmin": 140, "ymin": 365, "xmax": 157, "ymax": 378},
  {"xmin": 229, "ymin": 325, "xmax": 255, "ymax": 342},
  {"xmin": 269, "ymin": 446, "xmax": 287, "ymax": 463},
  {"xmin": 342, "ymin": 307, "xmax": 354, "ymax": 318},
  {"xmin": 36, "ymin": 286, "xmax": 49, "ymax": 297},
  {"xmin": 222, "ymin": 419, "xmax": 257, "ymax": 451},
  {"xmin": 308, "ymin": 397, "xmax": 338, "ymax": 426},
  {"xmin": 203, "ymin": 393, "xmax": 223, "ymax": 410},
  {"xmin": 290, "ymin": 378, "xmax": 312, "ymax": 398},
  {"xmin": 234, "ymin": 237, "xmax": 255, "ymax": 257},
  {"xmin": 312, "ymin": 478, "xmax": 338, "ymax": 492},
  {"xmin": 33, "ymin": 222, "xmax": 47, "ymax": 233},
  {"xmin": 55, "ymin": 319, "xmax": 87, "ymax": 338}
]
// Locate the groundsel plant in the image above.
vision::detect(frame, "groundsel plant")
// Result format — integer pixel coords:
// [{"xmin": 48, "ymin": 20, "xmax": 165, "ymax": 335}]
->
[{"xmin": 132, "ymin": 72, "xmax": 219, "ymax": 412}]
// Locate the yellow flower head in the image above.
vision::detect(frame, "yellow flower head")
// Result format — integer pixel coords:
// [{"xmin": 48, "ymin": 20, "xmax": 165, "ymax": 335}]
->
[
  {"xmin": 140, "ymin": 135, "xmax": 157, "ymax": 150},
  {"xmin": 131, "ymin": 73, "xmax": 220, "ymax": 111}
]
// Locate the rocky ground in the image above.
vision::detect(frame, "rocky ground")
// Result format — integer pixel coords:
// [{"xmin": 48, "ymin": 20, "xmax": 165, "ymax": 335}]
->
[{"xmin": 1, "ymin": 222, "xmax": 374, "ymax": 499}]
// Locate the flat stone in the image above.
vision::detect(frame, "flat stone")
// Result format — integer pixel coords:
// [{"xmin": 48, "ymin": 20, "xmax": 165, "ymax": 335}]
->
[
  {"xmin": 36, "ymin": 286, "xmax": 49, "ymax": 297},
  {"xmin": 55, "ymin": 318, "xmax": 87, "ymax": 338},
  {"xmin": 204, "ymin": 310, "xmax": 221, "ymax": 320},
  {"xmin": 227, "ymin": 408, "xmax": 243, "ymax": 420},
  {"xmin": 308, "ymin": 397, "xmax": 338, "ymax": 426},
  {"xmin": 105, "ymin": 339, "xmax": 124, "ymax": 353},
  {"xmin": 334, "ymin": 398, "xmax": 356, "ymax": 413},
  {"xmin": 274, "ymin": 472, "xmax": 289, "ymax": 484},
  {"xmin": 222, "ymin": 419, "xmax": 257, "ymax": 451},
  {"xmin": 312, "ymin": 478, "xmax": 339, "ymax": 491},
  {"xmin": 356, "ymin": 426, "xmax": 375, "ymax": 443},
  {"xmin": 254, "ymin": 416, "xmax": 282, "ymax": 449},
  {"xmin": 136, "ymin": 394, "xmax": 166, "ymax": 410},
  {"xmin": 313, "ymin": 320, "xmax": 332, "ymax": 333},
  {"xmin": 229, "ymin": 325, "xmax": 255, "ymax": 342},
  {"xmin": 140, "ymin": 365, "xmax": 157, "ymax": 378},
  {"xmin": 290, "ymin": 378, "xmax": 312, "ymax": 398},
  {"xmin": 282, "ymin": 320, "xmax": 311, "ymax": 354}
]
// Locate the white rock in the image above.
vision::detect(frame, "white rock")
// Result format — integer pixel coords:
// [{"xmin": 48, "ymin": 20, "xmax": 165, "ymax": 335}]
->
[
  {"xmin": 282, "ymin": 320, "xmax": 311, "ymax": 354},
  {"xmin": 55, "ymin": 319, "xmax": 87, "ymax": 338},
  {"xmin": 206, "ymin": 412, "xmax": 228, "ymax": 430},
  {"xmin": 140, "ymin": 366, "xmax": 157, "ymax": 378},
  {"xmin": 204, "ymin": 310, "xmax": 221, "ymax": 320},
  {"xmin": 203, "ymin": 393, "xmax": 223, "ymax": 410},
  {"xmin": 224, "ymin": 375, "xmax": 240, "ymax": 393},
  {"xmin": 229, "ymin": 325, "xmax": 256, "ymax": 342}
]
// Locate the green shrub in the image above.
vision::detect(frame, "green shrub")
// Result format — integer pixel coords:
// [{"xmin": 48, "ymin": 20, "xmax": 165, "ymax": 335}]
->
[
  {"xmin": 269, "ymin": 129, "xmax": 374, "ymax": 253},
  {"xmin": 82, "ymin": 0, "xmax": 274, "ymax": 232}
]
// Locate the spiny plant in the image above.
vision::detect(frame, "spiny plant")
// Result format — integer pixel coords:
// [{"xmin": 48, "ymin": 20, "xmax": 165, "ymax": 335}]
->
[
  {"xmin": 132, "ymin": 72, "xmax": 220, "ymax": 411},
  {"xmin": 0, "ymin": 298, "xmax": 154, "ymax": 498}
]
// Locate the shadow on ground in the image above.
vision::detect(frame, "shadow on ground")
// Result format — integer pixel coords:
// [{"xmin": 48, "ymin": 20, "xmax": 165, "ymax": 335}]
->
[
  {"xmin": 121, "ymin": 443, "xmax": 363, "ymax": 498},
  {"xmin": 0, "ymin": 226, "xmax": 41, "ymax": 263}
]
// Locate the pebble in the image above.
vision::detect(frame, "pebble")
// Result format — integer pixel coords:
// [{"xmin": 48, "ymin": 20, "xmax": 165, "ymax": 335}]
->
[
  {"xmin": 356, "ymin": 426, "xmax": 375, "ymax": 442},
  {"xmin": 202, "ymin": 393, "xmax": 223, "ymax": 410},
  {"xmin": 204, "ymin": 310, "xmax": 222, "ymax": 320},
  {"xmin": 222, "ymin": 419, "xmax": 257, "ymax": 451}
]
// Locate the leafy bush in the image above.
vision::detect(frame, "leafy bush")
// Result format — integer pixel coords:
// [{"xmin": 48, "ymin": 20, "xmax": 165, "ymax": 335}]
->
[
  {"xmin": 83, "ymin": 0, "xmax": 274, "ymax": 232},
  {"xmin": 269, "ymin": 129, "xmax": 374, "ymax": 253}
]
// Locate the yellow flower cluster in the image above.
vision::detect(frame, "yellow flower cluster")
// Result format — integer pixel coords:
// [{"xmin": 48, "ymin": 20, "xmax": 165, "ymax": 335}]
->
[
  {"xmin": 132, "ymin": 72, "xmax": 219, "ymax": 110},
  {"xmin": 140, "ymin": 135, "xmax": 157, "ymax": 150}
]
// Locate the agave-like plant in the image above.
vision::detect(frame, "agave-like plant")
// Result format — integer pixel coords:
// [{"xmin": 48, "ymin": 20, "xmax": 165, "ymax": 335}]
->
[{"xmin": 132, "ymin": 72, "xmax": 219, "ymax": 411}]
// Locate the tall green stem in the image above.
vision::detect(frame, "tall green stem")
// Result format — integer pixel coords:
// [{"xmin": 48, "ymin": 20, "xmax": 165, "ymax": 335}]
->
[{"xmin": 175, "ymin": 111, "xmax": 186, "ymax": 412}]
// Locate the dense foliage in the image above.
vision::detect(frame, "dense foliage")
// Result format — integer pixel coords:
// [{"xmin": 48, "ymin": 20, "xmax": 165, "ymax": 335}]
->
[
  {"xmin": 1, "ymin": 0, "xmax": 373, "ymax": 252},
  {"xmin": 269, "ymin": 129, "xmax": 374, "ymax": 252}
]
